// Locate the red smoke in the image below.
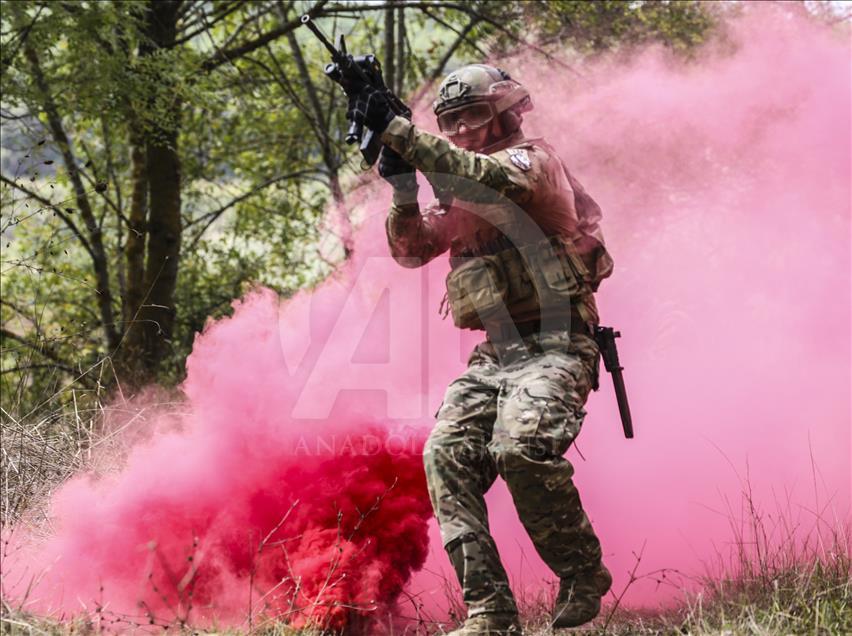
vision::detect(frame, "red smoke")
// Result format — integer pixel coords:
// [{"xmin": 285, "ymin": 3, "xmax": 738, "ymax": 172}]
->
[
  {"xmin": 3, "ymin": 4, "xmax": 850, "ymax": 630},
  {"xmin": 2, "ymin": 290, "xmax": 433, "ymax": 631}
]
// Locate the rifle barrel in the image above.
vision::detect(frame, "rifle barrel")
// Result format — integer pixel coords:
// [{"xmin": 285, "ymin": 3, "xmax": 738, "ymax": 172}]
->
[{"xmin": 300, "ymin": 15, "xmax": 340, "ymax": 60}]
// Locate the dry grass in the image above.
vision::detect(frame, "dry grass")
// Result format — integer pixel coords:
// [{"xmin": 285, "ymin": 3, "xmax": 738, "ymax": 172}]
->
[
  {"xmin": 3, "ymin": 494, "xmax": 848, "ymax": 635},
  {"xmin": 517, "ymin": 470, "xmax": 852, "ymax": 636},
  {"xmin": 2, "ymin": 391, "xmax": 849, "ymax": 635}
]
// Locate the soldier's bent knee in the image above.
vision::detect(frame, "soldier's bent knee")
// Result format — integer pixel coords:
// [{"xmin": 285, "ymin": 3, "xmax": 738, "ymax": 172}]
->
[
  {"xmin": 489, "ymin": 437, "xmax": 545, "ymax": 469},
  {"xmin": 422, "ymin": 421, "xmax": 467, "ymax": 484},
  {"xmin": 423, "ymin": 422, "xmax": 451, "ymax": 462},
  {"xmin": 488, "ymin": 436, "xmax": 576, "ymax": 485}
]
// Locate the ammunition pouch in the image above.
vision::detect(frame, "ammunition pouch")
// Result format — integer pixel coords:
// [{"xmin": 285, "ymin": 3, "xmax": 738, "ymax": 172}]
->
[{"xmin": 445, "ymin": 236, "xmax": 592, "ymax": 330}]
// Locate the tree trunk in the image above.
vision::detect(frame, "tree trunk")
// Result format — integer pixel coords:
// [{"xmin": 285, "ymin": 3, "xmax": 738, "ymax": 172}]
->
[
  {"xmin": 129, "ymin": 0, "xmax": 183, "ymax": 382},
  {"xmin": 395, "ymin": 4, "xmax": 406, "ymax": 95},
  {"xmin": 139, "ymin": 122, "xmax": 181, "ymax": 377},
  {"xmin": 124, "ymin": 125, "xmax": 148, "ymax": 331},
  {"xmin": 384, "ymin": 5, "xmax": 395, "ymax": 95},
  {"xmin": 114, "ymin": 123, "xmax": 149, "ymax": 379}
]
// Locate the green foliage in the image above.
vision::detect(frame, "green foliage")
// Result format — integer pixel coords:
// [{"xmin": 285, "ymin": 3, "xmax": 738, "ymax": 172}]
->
[
  {"xmin": 521, "ymin": 0, "xmax": 718, "ymax": 54},
  {"xmin": 1, "ymin": 0, "xmax": 721, "ymax": 414}
]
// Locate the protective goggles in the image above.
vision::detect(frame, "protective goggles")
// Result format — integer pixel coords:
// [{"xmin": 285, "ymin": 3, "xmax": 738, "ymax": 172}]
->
[{"xmin": 436, "ymin": 102, "xmax": 495, "ymax": 135}]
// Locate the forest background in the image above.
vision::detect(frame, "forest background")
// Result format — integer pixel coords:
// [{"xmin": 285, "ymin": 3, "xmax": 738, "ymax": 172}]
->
[
  {"xmin": 1, "ymin": 0, "xmax": 747, "ymax": 412},
  {"xmin": 2, "ymin": 2, "xmax": 851, "ymax": 635},
  {"xmin": 2, "ymin": 0, "xmax": 846, "ymax": 404}
]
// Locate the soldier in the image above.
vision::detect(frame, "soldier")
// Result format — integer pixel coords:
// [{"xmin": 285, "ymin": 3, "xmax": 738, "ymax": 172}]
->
[{"xmin": 347, "ymin": 64, "xmax": 614, "ymax": 635}]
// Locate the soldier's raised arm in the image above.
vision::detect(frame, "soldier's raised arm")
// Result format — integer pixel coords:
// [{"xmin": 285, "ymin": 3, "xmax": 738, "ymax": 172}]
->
[
  {"xmin": 379, "ymin": 67, "xmax": 540, "ymax": 206},
  {"xmin": 378, "ymin": 147, "xmax": 454, "ymax": 268},
  {"xmin": 380, "ymin": 117, "xmax": 544, "ymax": 206}
]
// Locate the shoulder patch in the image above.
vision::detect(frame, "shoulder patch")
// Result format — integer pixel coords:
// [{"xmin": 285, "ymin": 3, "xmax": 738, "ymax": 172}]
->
[{"xmin": 507, "ymin": 148, "xmax": 532, "ymax": 171}]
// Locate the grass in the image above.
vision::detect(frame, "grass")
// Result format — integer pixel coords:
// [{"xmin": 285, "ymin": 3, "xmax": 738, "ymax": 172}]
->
[
  {"xmin": 2, "ymin": 391, "xmax": 849, "ymax": 635},
  {"xmin": 2, "ymin": 550, "xmax": 850, "ymax": 635},
  {"xmin": 3, "ymin": 504, "xmax": 848, "ymax": 635},
  {"xmin": 522, "ymin": 551, "xmax": 851, "ymax": 635}
]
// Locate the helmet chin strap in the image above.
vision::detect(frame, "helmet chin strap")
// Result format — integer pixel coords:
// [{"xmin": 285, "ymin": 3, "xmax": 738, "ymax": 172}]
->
[{"xmin": 478, "ymin": 118, "xmax": 525, "ymax": 155}]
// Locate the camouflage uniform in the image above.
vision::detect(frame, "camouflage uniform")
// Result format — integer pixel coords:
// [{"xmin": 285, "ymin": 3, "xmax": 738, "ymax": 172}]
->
[
  {"xmin": 427, "ymin": 331, "xmax": 602, "ymax": 617},
  {"xmin": 380, "ymin": 114, "xmax": 612, "ymax": 620}
]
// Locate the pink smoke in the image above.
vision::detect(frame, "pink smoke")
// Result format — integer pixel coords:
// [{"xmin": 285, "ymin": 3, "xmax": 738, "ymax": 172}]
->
[
  {"xmin": 2, "ymin": 4, "xmax": 849, "ymax": 630},
  {"xmin": 2, "ymin": 288, "xmax": 434, "ymax": 630},
  {"xmin": 410, "ymin": 5, "xmax": 850, "ymax": 609},
  {"xmin": 407, "ymin": 4, "xmax": 850, "ymax": 612}
]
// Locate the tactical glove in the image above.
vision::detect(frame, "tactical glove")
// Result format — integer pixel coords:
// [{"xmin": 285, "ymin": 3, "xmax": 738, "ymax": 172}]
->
[
  {"xmin": 347, "ymin": 85, "xmax": 395, "ymax": 134},
  {"xmin": 378, "ymin": 146, "xmax": 417, "ymax": 191}
]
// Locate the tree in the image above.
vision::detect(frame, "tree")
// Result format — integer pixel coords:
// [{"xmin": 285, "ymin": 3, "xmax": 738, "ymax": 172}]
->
[{"xmin": 1, "ymin": 0, "xmax": 719, "ymax": 415}]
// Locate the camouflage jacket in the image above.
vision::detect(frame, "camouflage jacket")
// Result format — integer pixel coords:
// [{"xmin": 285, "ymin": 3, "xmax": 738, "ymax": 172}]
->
[{"xmin": 380, "ymin": 116, "xmax": 613, "ymax": 321}]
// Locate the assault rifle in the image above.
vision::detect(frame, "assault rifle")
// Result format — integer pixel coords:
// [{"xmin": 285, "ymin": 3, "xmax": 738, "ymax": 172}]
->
[
  {"xmin": 301, "ymin": 15, "xmax": 411, "ymax": 166},
  {"xmin": 593, "ymin": 326, "xmax": 635, "ymax": 439}
]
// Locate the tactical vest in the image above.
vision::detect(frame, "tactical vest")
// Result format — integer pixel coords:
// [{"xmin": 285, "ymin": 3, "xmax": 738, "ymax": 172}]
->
[
  {"xmin": 445, "ymin": 235, "xmax": 594, "ymax": 330},
  {"xmin": 432, "ymin": 135, "xmax": 610, "ymax": 332}
]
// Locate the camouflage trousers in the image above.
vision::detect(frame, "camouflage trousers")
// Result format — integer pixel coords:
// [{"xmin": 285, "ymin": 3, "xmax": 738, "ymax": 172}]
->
[{"xmin": 423, "ymin": 329, "xmax": 605, "ymax": 617}]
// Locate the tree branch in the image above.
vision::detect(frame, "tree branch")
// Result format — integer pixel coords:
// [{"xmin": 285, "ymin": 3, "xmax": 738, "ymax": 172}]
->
[
  {"xmin": 0, "ymin": 3, "xmax": 46, "ymax": 80},
  {"xmin": 0, "ymin": 328, "xmax": 79, "ymax": 378},
  {"xmin": 281, "ymin": 5, "xmax": 329, "ymax": 145},
  {"xmin": 57, "ymin": 2, "xmax": 117, "ymax": 55},
  {"xmin": 396, "ymin": 1, "xmax": 406, "ymax": 94},
  {"xmin": 200, "ymin": 0, "xmax": 330, "ymax": 72},
  {"xmin": 429, "ymin": 16, "xmax": 480, "ymax": 80},
  {"xmin": 174, "ymin": 1, "xmax": 245, "ymax": 46},
  {"xmin": 0, "ymin": 173, "xmax": 95, "ymax": 260},
  {"xmin": 0, "ymin": 298, "xmax": 40, "ymax": 326},
  {"xmin": 1, "ymin": 363, "xmax": 72, "ymax": 376},
  {"xmin": 324, "ymin": 1, "xmax": 581, "ymax": 74},
  {"xmin": 238, "ymin": 52, "xmax": 347, "ymax": 164},
  {"xmin": 185, "ymin": 169, "xmax": 321, "ymax": 250},
  {"xmin": 100, "ymin": 115, "xmax": 123, "ymax": 216},
  {"xmin": 76, "ymin": 140, "xmax": 123, "ymax": 230},
  {"xmin": 214, "ymin": 1, "xmax": 280, "ymax": 54},
  {"xmin": 175, "ymin": 0, "xmax": 204, "ymax": 26},
  {"xmin": 384, "ymin": 4, "xmax": 396, "ymax": 97},
  {"xmin": 22, "ymin": 42, "xmax": 120, "ymax": 351}
]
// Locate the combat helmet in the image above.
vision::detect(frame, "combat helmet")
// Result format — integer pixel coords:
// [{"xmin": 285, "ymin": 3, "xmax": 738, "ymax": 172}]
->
[{"xmin": 433, "ymin": 64, "xmax": 532, "ymax": 136}]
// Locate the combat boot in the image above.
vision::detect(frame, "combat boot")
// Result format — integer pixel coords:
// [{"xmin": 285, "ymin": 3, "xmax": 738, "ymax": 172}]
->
[
  {"xmin": 446, "ymin": 613, "xmax": 523, "ymax": 635},
  {"xmin": 551, "ymin": 564, "xmax": 612, "ymax": 628}
]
